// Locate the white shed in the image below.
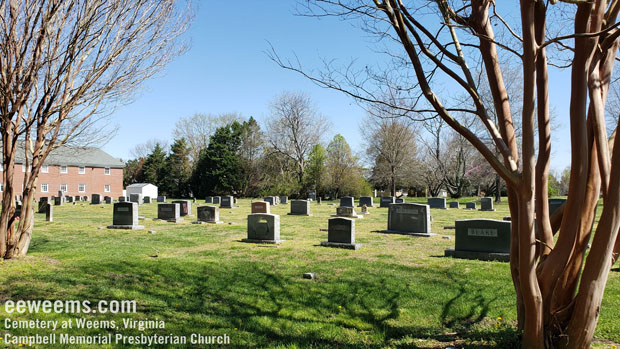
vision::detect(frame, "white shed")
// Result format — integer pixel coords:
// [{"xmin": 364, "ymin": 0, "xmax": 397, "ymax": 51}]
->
[{"xmin": 126, "ymin": 183, "xmax": 158, "ymax": 200}]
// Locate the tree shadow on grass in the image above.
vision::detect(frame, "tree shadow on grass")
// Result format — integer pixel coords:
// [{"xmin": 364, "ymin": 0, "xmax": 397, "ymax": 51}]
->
[{"xmin": 2, "ymin": 258, "xmax": 519, "ymax": 348}]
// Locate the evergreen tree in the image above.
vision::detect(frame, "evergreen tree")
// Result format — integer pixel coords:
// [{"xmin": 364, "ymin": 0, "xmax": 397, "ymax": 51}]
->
[
  {"xmin": 191, "ymin": 122, "xmax": 246, "ymax": 197},
  {"xmin": 161, "ymin": 138, "xmax": 192, "ymax": 197},
  {"xmin": 123, "ymin": 158, "xmax": 145, "ymax": 187},
  {"xmin": 305, "ymin": 144, "xmax": 327, "ymax": 199},
  {"xmin": 141, "ymin": 143, "xmax": 167, "ymax": 188}
]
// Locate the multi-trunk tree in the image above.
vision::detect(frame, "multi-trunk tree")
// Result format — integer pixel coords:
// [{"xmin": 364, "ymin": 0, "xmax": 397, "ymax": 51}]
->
[
  {"xmin": 0, "ymin": 0, "xmax": 190, "ymax": 259},
  {"xmin": 273, "ymin": 0, "xmax": 620, "ymax": 347}
]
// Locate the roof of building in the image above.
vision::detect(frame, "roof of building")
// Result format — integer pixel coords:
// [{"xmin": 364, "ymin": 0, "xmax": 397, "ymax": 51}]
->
[
  {"xmin": 12, "ymin": 143, "xmax": 125, "ymax": 168},
  {"xmin": 126, "ymin": 183, "xmax": 157, "ymax": 188}
]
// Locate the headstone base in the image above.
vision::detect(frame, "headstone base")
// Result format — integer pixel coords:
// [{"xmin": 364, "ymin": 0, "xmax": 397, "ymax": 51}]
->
[
  {"xmin": 320, "ymin": 241, "xmax": 361, "ymax": 250},
  {"xmin": 241, "ymin": 238, "xmax": 285, "ymax": 244},
  {"xmin": 220, "ymin": 206, "xmax": 238, "ymax": 209},
  {"xmin": 444, "ymin": 248, "xmax": 509, "ymax": 262},
  {"xmin": 192, "ymin": 220, "xmax": 223, "ymax": 224},
  {"xmin": 287, "ymin": 213, "xmax": 313, "ymax": 216},
  {"xmin": 379, "ymin": 229, "xmax": 436, "ymax": 237},
  {"xmin": 330, "ymin": 214, "xmax": 363, "ymax": 219},
  {"xmin": 479, "ymin": 209, "xmax": 497, "ymax": 212},
  {"xmin": 107, "ymin": 225, "xmax": 144, "ymax": 230},
  {"xmin": 153, "ymin": 218, "xmax": 184, "ymax": 223}
]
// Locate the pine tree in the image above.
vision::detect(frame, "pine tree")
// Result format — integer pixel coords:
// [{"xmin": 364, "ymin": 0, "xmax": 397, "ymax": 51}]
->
[{"xmin": 141, "ymin": 143, "xmax": 167, "ymax": 189}]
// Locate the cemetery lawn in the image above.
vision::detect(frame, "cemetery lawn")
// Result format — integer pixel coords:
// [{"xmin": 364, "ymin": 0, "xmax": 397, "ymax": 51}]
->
[{"xmin": 1, "ymin": 198, "xmax": 619, "ymax": 348}]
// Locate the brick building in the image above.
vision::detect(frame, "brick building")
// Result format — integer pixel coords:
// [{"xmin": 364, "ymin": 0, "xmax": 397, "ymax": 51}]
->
[{"xmin": 2, "ymin": 145, "xmax": 124, "ymax": 200}]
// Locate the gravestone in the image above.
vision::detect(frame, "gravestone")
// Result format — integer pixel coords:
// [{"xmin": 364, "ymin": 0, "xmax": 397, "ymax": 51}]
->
[
  {"xmin": 129, "ymin": 193, "xmax": 143, "ymax": 205},
  {"xmin": 220, "ymin": 195, "xmax": 235, "ymax": 209},
  {"xmin": 171, "ymin": 200, "xmax": 192, "ymax": 216},
  {"xmin": 264, "ymin": 196, "xmax": 277, "ymax": 206},
  {"xmin": 381, "ymin": 203, "xmax": 433, "ymax": 237},
  {"xmin": 242, "ymin": 213, "xmax": 282, "ymax": 244},
  {"xmin": 359, "ymin": 196, "xmax": 374, "ymax": 207},
  {"xmin": 360, "ymin": 205, "xmax": 369, "ymax": 215},
  {"xmin": 465, "ymin": 202, "xmax": 477, "ymax": 210},
  {"xmin": 205, "ymin": 196, "xmax": 213, "ymax": 204},
  {"xmin": 427, "ymin": 197, "xmax": 447, "ymax": 209},
  {"xmin": 449, "ymin": 201, "xmax": 460, "ymax": 209},
  {"xmin": 444, "ymin": 219, "xmax": 511, "ymax": 262},
  {"xmin": 54, "ymin": 196, "xmax": 64, "ymax": 206},
  {"xmin": 104, "ymin": 196, "xmax": 113, "ymax": 204},
  {"xmin": 332, "ymin": 206, "xmax": 363, "ymax": 219},
  {"xmin": 38, "ymin": 197, "xmax": 49, "ymax": 213},
  {"xmin": 91, "ymin": 194, "xmax": 101, "ymax": 205},
  {"xmin": 82, "ymin": 196, "xmax": 88, "ymax": 201},
  {"xmin": 212, "ymin": 196, "xmax": 221, "ymax": 205},
  {"xmin": 380, "ymin": 196, "xmax": 395, "ymax": 208},
  {"xmin": 75, "ymin": 195, "xmax": 81, "ymax": 202},
  {"xmin": 118, "ymin": 196, "xmax": 127, "ymax": 202},
  {"xmin": 157, "ymin": 203, "xmax": 183, "ymax": 223},
  {"xmin": 251, "ymin": 201, "xmax": 270, "ymax": 214},
  {"xmin": 193, "ymin": 206, "xmax": 223, "ymax": 224},
  {"xmin": 480, "ymin": 197, "xmax": 496, "ymax": 211},
  {"xmin": 15, "ymin": 204, "xmax": 22, "ymax": 217},
  {"xmin": 321, "ymin": 217, "xmax": 361, "ymax": 250},
  {"xmin": 340, "ymin": 196, "xmax": 354, "ymax": 207},
  {"xmin": 143, "ymin": 196, "xmax": 152, "ymax": 204},
  {"xmin": 157, "ymin": 196, "xmax": 166, "ymax": 203},
  {"xmin": 279, "ymin": 196, "xmax": 288, "ymax": 204},
  {"xmin": 66, "ymin": 196, "xmax": 74, "ymax": 203},
  {"xmin": 45, "ymin": 204, "xmax": 53, "ymax": 222},
  {"xmin": 308, "ymin": 192, "xmax": 317, "ymax": 201},
  {"xmin": 548, "ymin": 198, "xmax": 566, "ymax": 216},
  {"xmin": 288, "ymin": 200, "xmax": 312, "ymax": 216},
  {"xmin": 107, "ymin": 202, "xmax": 143, "ymax": 229},
  {"xmin": 275, "ymin": 196, "xmax": 281, "ymax": 205},
  {"xmin": 317, "ymin": 197, "xmax": 321, "ymax": 205},
  {"xmin": 395, "ymin": 197, "xmax": 405, "ymax": 204}
]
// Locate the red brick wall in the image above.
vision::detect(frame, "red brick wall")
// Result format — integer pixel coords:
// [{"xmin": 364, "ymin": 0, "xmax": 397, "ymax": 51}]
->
[{"xmin": 4, "ymin": 164, "xmax": 123, "ymax": 199}]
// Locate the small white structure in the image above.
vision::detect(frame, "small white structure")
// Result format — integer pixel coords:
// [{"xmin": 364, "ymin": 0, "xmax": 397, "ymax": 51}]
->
[{"xmin": 126, "ymin": 183, "xmax": 158, "ymax": 200}]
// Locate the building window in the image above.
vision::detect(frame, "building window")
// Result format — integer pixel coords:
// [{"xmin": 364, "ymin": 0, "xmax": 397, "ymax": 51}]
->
[
  {"xmin": 60, "ymin": 184, "xmax": 67, "ymax": 192},
  {"xmin": 0, "ymin": 183, "xmax": 3, "ymax": 192},
  {"xmin": 41, "ymin": 184, "xmax": 49, "ymax": 193},
  {"xmin": 41, "ymin": 165, "xmax": 49, "ymax": 173},
  {"xmin": 78, "ymin": 166, "xmax": 85, "ymax": 174},
  {"xmin": 105, "ymin": 167, "xmax": 111, "ymax": 175},
  {"xmin": 60, "ymin": 165, "xmax": 67, "ymax": 174},
  {"xmin": 78, "ymin": 184, "xmax": 86, "ymax": 193},
  {"xmin": 104, "ymin": 184, "xmax": 111, "ymax": 193}
]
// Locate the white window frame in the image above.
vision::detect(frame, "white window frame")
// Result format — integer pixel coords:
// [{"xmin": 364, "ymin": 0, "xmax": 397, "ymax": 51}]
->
[
  {"xmin": 78, "ymin": 166, "xmax": 86, "ymax": 174},
  {"xmin": 41, "ymin": 165, "xmax": 49, "ymax": 173},
  {"xmin": 105, "ymin": 167, "xmax": 111, "ymax": 175},
  {"xmin": 104, "ymin": 184, "xmax": 111, "ymax": 193},
  {"xmin": 41, "ymin": 184, "xmax": 49, "ymax": 193},
  {"xmin": 78, "ymin": 184, "xmax": 86, "ymax": 193},
  {"xmin": 60, "ymin": 184, "xmax": 67, "ymax": 192},
  {"xmin": 60, "ymin": 165, "xmax": 68, "ymax": 174}
]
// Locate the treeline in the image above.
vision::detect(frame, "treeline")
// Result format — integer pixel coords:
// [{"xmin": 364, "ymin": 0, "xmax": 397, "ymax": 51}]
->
[{"xmin": 123, "ymin": 93, "xmax": 371, "ymax": 199}]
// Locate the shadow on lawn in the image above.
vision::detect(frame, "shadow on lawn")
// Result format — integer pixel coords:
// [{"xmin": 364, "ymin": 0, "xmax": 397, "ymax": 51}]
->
[{"xmin": 3, "ymin": 258, "xmax": 518, "ymax": 348}]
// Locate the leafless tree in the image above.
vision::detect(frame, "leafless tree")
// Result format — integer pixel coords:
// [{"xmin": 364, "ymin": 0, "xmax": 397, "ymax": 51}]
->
[
  {"xmin": 0, "ymin": 0, "xmax": 191, "ymax": 259},
  {"xmin": 264, "ymin": 91, "xmax": 329, "ymax": 190},
  {"xmin": 361, "ymin": 112, "xmax": 417, "ymax": 196},
  {"xmin": 129, "ymin": 138, "xmax": 170, "ymax": 159},
  {"xmin": 172, "ymin": 112, "xmax": 242, "ymax": 164},
  {"xmin": 271, "ymin": 0, "xmax": 620, "ymax": 347}
]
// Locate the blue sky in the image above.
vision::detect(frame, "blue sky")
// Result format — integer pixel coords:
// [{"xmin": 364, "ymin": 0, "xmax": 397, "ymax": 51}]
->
[{"xmin": 103, "ymin": 1, "xmax": 572, "ymax": 173}]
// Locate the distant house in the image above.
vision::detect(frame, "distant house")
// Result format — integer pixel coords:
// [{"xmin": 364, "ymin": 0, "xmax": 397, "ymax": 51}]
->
[
  {"xmin": 126, "ymin": 183, "xmax": 158, "ymax": 200},
  {"xmin": 2, "ymin": 144, "xmax": 124, "ymax": 199}
]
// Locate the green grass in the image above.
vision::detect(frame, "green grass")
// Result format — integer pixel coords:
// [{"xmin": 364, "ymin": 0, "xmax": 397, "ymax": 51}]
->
[{"xmin": 0, "ymin": 197, "xmax": 618, "ymax": 348}]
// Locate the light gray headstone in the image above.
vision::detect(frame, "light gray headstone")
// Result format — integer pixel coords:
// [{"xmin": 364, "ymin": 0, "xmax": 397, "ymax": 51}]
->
[
  {"xmin": 289, "ymin": 200, "xmax": 311, "ymax": 216},
  {"xmin": 195, "ymin": 206, "xmax": 221, "ymax": 223},
  {"xmin": 384, "ymin": 203, "xmax": 432, "ymax": 236},
  {"xmin": 244, "ymin": 213, "xmax": 282, "ymax": 243}
]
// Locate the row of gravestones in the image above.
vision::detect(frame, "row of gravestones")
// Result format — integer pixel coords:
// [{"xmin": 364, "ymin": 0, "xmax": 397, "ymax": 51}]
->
[{"xmin": 427, "ymin": 197, "xmax": 496, "ymax": 211}]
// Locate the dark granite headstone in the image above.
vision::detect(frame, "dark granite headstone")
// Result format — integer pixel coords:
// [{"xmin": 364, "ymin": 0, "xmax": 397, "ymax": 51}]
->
[
  {"xmin": 143, "ymin": 196, "xmax": 151, "ymax": 204},
  {"xmin": 157, "ymin": 196, "xmax": 166, "ymax": 203},
  {"xmin": 157, "ymin": 203, "xmax": 182, "ymax": 222},
  {"xmin": 66, "ymin": 196, "xmax": 74, "ymax": 203},
  {"xmin": 359, "ymin": 196, "xmax": 373, "ymax": 207},
  {"xmin": 480, "ymin": 197, "xmax": 495, "ymax": 211},
  {"xmin": 279, "ymin": 196, "xmax": 288, "ymax": 204},
  {"xmin": 251, "ymin": 201, "xmax": 270, "ymax": 214},
  {"xmin": 445, "ymin": 219, "xmax": 511, "ymax": 261},
  {"xmin": 242, "ymin": 213, "xmax": 282, "ymax": 243},
  {"xmin": 321, "ymin": 217, "xmax": 361, "ymax": 250},
  {"xmin": 395, "ymin": 197, "xmax": 405, "ymax": 204},
  {"xmin": 38, "ymin": 197, "xmax": 49, "ymax": 213},
  {"xmin": 212, "ymin": 196, "xmax": 221, "ymax": 205},
  {"xmin": 171, "ymin": 200, "xmax": 191, "ymax": 216},
  {"xmin": 118, "ymin": 196, "xmax": 126, "ymax": 202},
  {"xmin": 104, "ymin": 196, "xmax": 113, "ymax": 204},
  {"xmin": 205, "ymin": 196, "xmax": 213, "ymax": 204},
  {"xmin": 264, "ymin": 196, "xmax": 276, "ymax": 206},
  {"xmin": 382, "ymin": 203, "xmax": 433, "ymax": 237},
  {"xmin": 449, "ymin": 201, "xmax": 460, "ymax": 209},
  {"xmin": 82, "ymin": 196, "xmax": 88, "ymax": 201},
  {"xmin": 91, "ymin": 194, "xmax": 101, "ymax": 205},
  {"xmin": 129, "ymin": 193, "xmax": 142, "ymax": 205},
  {"xmin": 548, "ymin": 198, "xmax": 566, "ymax": 216},
  {"xmin": 220, "ymin": 195, "xmax": 234, "ymax": 209},
  {"xmin": 108, "ymin": 202, "xmax": 143, "ymax": 229},
  {"xmin": 54, "ymin": 196, "xmax": 64, "ymax": 206},
  {"xmin": 465, "ymin": 202, "xmax": 477, "ymax": 210},
  {"xmin": 288, "ymin": 200, "xmax": 311, "ymax": 216},
  {"xmin": 45, "ymin": 204, "xmax": 53, "ymax": 222},
  {"xmin": 193, "ymin": 206, "xmax": 223, "ymax": 224},
  {"xmin": 380, "ymin": 196, "xmax": 395, "ymax": 208},
  {"xmin": 427, "ymin": 197, "xmax": 447, "ymax": 209},
  {"xmin": 340, "ymin": 196, "xmax": 354, "ymax": 207}
]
